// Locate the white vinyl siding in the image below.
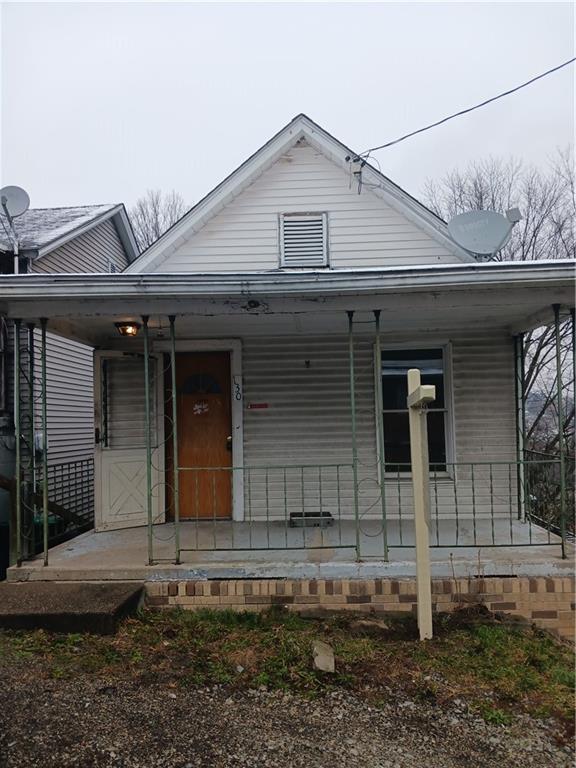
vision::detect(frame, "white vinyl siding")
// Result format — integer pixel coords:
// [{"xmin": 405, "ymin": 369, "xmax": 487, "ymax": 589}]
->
[
  {"xmin": 31, "ymin": 219, "xmax": 129, "ymax": 274},
  {"xmin": 5, "ymin": 324, "xmax": 94, "ymax": 466},
  {"xmin": 280, "ymin": 212, "xmax": 328, "ymax": 267},
  {"xmin": 41, "ymin": 332, "xmax": 94, "ymax": 465},
  {"xmin": 241, "ymin": 329, "xmax": 515, "ymax": 520},
  {"xmin": 155, "ymin": 141, "xmax": 459, "ymax": 273}
]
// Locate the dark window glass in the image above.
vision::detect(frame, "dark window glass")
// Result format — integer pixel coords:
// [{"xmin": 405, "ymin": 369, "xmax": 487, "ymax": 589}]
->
[
  {"xmin": 180, "ymin": 373, "xmax": 222, "ymax": 395},
  {"xmin": 382, "ymin": 412, "xmax": 446, "ymax": 472},
  {"xmin": 381, "ymin": 348, "xmax": 447, "ymax": 471},
  {"xmin": 382, "ymin": 348, "xmax": 444, "ymax": 409}
]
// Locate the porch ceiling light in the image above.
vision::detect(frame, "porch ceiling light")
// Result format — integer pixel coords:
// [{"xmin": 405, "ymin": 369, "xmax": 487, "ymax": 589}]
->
[{"xmin": 115, "ymin": 321, "xmax": 141, "ymax": 338}]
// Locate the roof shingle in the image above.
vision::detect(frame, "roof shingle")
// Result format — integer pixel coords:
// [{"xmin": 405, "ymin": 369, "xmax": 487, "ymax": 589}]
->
[{"xmin": 0, "ymin": 204, "xmax": 119, "ymax": 252}]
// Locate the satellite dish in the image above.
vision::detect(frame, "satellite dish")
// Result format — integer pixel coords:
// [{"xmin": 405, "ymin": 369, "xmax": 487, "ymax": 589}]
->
[
  {"xmin": 447, "ymin": 210, "xmax": 512, "ymax": 255},
  {"xmin": 0, "ymin": 186, "xmax": 30, "ymax": 219}
]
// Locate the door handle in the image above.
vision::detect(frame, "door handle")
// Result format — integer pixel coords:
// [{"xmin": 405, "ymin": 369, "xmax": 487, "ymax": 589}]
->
[{"xmin": 226, "ymin": 435, "xmax": 232, "ymax": 451}]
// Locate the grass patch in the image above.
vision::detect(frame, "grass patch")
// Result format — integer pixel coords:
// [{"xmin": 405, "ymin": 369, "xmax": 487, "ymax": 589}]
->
[{"xmin": 0, "ymin": 606, "xmax": 573, "ymax": 732}]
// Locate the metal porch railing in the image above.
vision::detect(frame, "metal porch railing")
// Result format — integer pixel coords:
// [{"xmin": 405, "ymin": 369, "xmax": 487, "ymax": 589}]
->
[
  {"xmin": 19, "ymin": 458, "xmax": 95, "ymax": 559},
  {"xmin": 153, "ymin": 457, "xmax": 570, "ymax": 563}
]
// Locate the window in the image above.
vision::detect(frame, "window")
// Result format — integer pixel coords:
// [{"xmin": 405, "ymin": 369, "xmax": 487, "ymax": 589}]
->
[
  {"xmin": 101, "ymin": 357, "xmax": 157, "ymax": 449},
  {"xmin": 280, "ymin": 212, "xmax": 328, "ymax": 267},
  {"xmin": 381, "ymin": 348, "xmax": 449, "ymax": 472}
]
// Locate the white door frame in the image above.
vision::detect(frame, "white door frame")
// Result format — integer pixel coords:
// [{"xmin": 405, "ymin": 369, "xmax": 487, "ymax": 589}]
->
[{"xmin": 153, "ymin": 338, "xmax": 244, "ymax": 522}]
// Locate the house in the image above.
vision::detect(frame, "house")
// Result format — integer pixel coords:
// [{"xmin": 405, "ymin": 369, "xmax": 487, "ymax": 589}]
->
[
  {"xmin": 1, "ymin": 116, "xmax": 574, "ymax": 605},
  {"xmin": 0, "ymin": 204, "xmax": 138, "ymax": 573}
]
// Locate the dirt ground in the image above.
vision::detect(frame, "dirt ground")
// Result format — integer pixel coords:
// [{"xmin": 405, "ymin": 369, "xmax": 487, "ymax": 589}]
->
[{"xmin": 0, "ymin": 672, "xmax": 572, "ymax": 768}]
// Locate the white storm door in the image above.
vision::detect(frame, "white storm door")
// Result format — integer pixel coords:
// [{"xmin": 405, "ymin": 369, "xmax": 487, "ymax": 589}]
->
[{"xmin": 94, "ymin": 351, "xmax": 165, "ymax": 532}]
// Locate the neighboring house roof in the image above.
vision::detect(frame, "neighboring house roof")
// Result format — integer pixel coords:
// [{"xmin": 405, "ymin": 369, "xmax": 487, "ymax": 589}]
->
[
  {"xmin": 0, "ymin": 203, "xmax": 139, "ymax": 262},
  {"xmin": 126, "ymin": 113, "xmax": 473, "ymax": 274}
]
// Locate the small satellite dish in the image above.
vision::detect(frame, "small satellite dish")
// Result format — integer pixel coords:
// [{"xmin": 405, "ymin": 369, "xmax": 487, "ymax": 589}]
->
[
  {"xmin": 0, "ymin": 186, "xmax": 30, "ymax": 220},
  {"xmin": 447, "ymin": 210, "xmax": 512, "ymax": 255}
]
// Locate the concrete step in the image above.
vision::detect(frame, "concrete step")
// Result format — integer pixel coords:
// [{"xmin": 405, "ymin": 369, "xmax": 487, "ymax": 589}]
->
[{"xmin": 0, "ymin": 582, "xmax": 144, "ymax": 634}]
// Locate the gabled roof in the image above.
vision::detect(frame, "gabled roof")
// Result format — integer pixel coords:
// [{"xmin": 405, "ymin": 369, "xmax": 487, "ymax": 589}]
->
[
  {"xmin": 126, "ymin": 113, "xmax": 473, "ymax": 273},
  {"xmin": 0, "ymin": 203, "xmax": 139, "ymax": 262}
]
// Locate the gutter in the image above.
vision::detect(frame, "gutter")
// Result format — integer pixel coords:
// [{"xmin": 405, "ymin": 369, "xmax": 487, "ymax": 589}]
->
[{"xmin": 0, "ymin": 260, "xmax": 573, "ymax": 301}]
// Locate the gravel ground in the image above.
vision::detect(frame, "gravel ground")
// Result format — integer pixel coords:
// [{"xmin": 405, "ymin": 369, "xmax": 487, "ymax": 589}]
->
[{"xmin": 0, "ymin": 673, "xmax": 572, "ymax": 768}]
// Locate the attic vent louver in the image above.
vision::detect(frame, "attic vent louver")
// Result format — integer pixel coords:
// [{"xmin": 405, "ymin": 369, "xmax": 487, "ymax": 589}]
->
[{"xmin": 280, "ymin": 212, "xmax": 328, "ymax": 267}]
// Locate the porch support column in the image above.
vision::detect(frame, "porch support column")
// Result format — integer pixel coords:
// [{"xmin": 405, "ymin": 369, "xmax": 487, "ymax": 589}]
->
[
  {"xmin": 40, "ymin": 318, "xmax": 49, "ymax": 566},
  {"xmin": 513, "ymin": 334, "xmax": 526, "ymax": 521},
  {"xmin": 347, "ymin": 311, "xmax": 361, "ymax": 559},
  {"xmin": 13, "ymin": 319, "xmax": 22, "ymax": 566},
  {"xmin": 169, "ymin": 315, "xmax": 180, "ymax": 564},
  {"xmin": 571, "ymin": 308, "xmax": 575, "ymax": 418},
  {"xmin": 373, "ymin": 310, "xmax": 388, "ymax": 560},
  {"xmin": 27, "ymin": 323, "xmax": 36, "ymax": 552},
  {"xmin": 553, "ymin": 304, "xmax": 566, "ymax": 559},
  {"xmin": 142, "ymin": 315, "xmax": 154, "ymax": 566}
]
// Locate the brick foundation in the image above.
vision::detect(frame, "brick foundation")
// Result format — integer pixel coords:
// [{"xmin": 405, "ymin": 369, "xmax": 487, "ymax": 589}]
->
[{"xmin": 145, "ymin": 576, "xmax": 575, "ymax": 642}]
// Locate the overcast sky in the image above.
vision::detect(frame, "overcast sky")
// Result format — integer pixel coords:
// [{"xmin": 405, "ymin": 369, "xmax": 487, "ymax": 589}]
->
[{"xmin": 1, "ymin": 1, "xmax": 574, "ymax": 212}]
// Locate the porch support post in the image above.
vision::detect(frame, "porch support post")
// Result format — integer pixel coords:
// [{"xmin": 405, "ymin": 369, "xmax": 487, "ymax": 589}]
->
[
  {"xmin": 571, "ymin": 308, "xmax": 575, "ymax": 419},
  {"xmin": 553, "ymin": 304, "xmax": 566, "ymax": 559},
  {"xmin": 142, "ymin": 315, "xmax": 154, "ymax": 566},
  {"xmin": 40, "ymin": 318, "xmax": 49, "ymax": 566},
  {"xmin": 373, "ymin": 310, "xmax": 388, "ymax": 560},
  {"xmin": 169, "ymin": 315, "xmax": 180, "ymax": 564},
  {"xmin": 513, "ymin": 334, "xmax": 526, "ymax": 521},
  {"xmin": 13, "ymin": 319, "xmax": 22, "ymax": 566},
  {"xmin": 27, "ymin": 323, "xmax": 36, "ymax": 552},
  {"xmin": 347, "ymin": 311, "xmax": 361, "ymax": 559}
]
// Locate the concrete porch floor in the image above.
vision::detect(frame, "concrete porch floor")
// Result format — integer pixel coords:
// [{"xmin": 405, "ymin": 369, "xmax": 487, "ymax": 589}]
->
[{"xmin": 8, "ymin": 517, "xmax": 574, "ymax": 582}]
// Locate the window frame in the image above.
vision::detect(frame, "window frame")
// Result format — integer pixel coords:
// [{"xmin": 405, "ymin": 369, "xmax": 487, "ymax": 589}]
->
[
  {"xmin": 279, "ymin": 211, "xmax": 329, "ymax": 268},
  {"xmin": 373, "ymin": 341, "xmax": 455, "ymax": 478}
]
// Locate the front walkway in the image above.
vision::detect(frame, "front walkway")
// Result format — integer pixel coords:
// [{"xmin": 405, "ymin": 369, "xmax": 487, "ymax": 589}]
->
[{"xmin": 8, "ymin": 518, "xmax": 573, "ymax": 582}]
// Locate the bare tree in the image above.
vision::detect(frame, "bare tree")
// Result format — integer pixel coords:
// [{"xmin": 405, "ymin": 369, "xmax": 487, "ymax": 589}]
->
[
  {"xmin": 129, "ymin": 189, "xmax": 187, "ymax": 252},
  {"xmin": 424, "ymin": 151, "xmax": 575, "ymax": 262},
  {"xmin": 423, "ymin": 153, "xmax": 575, "ymax": 460}
]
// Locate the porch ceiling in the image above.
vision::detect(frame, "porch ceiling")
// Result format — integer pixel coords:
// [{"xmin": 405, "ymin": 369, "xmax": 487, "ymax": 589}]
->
[{"xmin": 0, "ymin": 261, "xmax": 573, "ymax": 345}]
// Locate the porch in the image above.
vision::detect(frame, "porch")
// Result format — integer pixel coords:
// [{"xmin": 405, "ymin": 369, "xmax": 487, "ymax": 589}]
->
[
  {"xmin": 8, "ymin": 513, "xmax": 572, "ymax": 582},
  {"xmin": 1, "ymin": 262, "xmax": 574, "ymax": 578}
]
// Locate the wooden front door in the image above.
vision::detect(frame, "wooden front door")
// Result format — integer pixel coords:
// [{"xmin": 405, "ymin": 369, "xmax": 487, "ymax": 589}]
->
[{"xmin": 175, "ymin": 352, "xmax": 232, "ymax": 519}]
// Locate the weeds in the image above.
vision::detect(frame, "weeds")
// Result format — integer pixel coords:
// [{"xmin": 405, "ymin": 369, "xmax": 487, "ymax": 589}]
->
[{"xmin": 0, "ymin": 607, "xmax": 573, "ymax": 731}]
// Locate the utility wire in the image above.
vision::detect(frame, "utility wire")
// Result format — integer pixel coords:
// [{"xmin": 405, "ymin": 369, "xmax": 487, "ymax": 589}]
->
[{"xmin": 361, "ymin": 58, "xmax": 576, "ymax": 155}]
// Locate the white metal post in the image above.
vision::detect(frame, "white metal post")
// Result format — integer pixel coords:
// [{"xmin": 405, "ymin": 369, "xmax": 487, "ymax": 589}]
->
[{"xmin": 407, "ymin": 368, "xmax": 435, "ymax": 641}]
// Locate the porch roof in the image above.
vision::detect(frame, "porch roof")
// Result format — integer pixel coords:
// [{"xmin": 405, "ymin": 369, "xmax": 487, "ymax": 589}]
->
[{"xmin": 0, "ymin": 260, "xmax": 573, "ymax": 344}]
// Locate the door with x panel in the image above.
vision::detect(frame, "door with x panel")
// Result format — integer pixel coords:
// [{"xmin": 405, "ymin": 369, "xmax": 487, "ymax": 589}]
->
[{"xmin": 94, "ymin": 351, "xmax": 164, "ymax": 531}]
